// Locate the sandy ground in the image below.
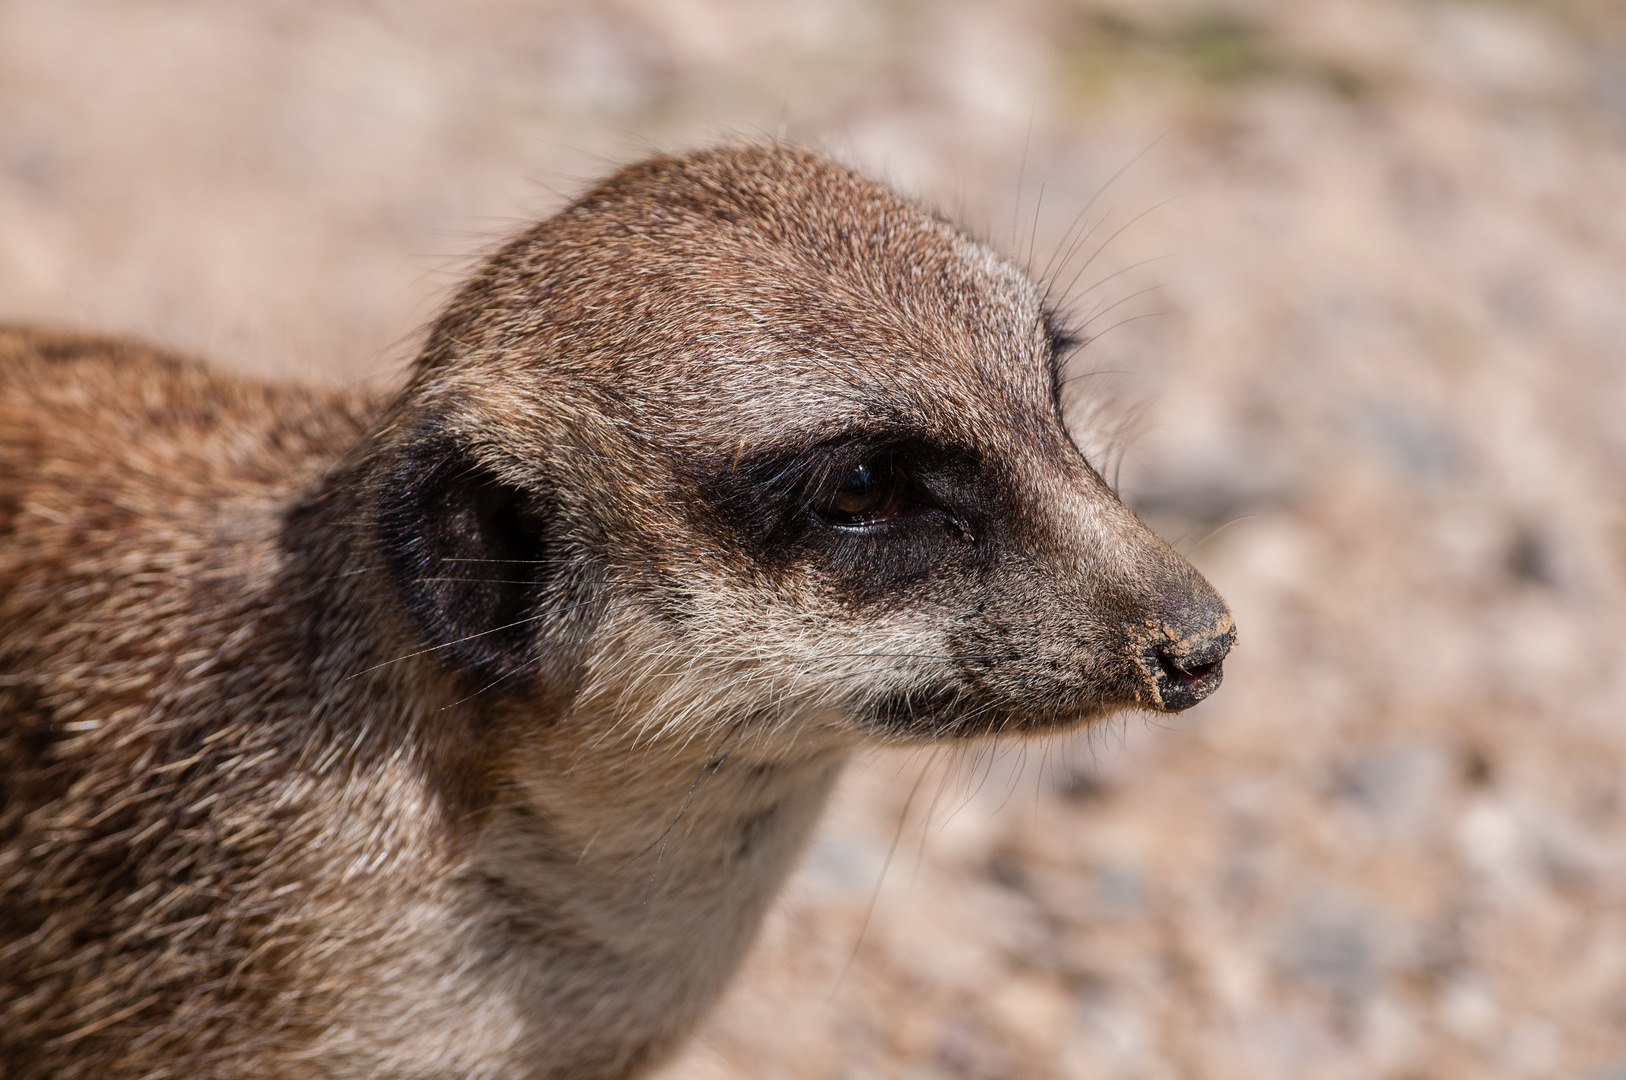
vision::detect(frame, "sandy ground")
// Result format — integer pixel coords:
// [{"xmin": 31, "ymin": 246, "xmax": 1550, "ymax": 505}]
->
[{"xmin": 4, "ymin": 1, "xmax": 1625, "ymax": 1077}]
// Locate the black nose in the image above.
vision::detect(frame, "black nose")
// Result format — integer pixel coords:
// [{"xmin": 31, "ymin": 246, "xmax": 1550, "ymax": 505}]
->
[{"xmin": 1144, "ymin": 621, "xmax": 1235, "ymax": 712}]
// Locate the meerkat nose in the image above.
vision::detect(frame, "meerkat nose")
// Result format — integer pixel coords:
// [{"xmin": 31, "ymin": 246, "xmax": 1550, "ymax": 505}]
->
[{"xmin": 1143, "ymin": 614, "xmax": 1236, "ymax": 713}]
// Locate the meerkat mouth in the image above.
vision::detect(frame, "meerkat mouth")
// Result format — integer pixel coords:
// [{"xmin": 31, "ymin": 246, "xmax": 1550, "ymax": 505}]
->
[
  {"xmin": 857, "ymin": 684, "xmax": 1117, "ymax": 740},
  {"xmin": 858, "ymin": 617, "xmax": 1236, "ymax": 739}
]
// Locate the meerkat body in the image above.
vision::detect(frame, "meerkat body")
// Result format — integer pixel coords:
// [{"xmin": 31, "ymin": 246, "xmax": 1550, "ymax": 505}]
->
[{"xmin": 0, "ymin": 147, "xmax": 1232, "ymax": 1079}]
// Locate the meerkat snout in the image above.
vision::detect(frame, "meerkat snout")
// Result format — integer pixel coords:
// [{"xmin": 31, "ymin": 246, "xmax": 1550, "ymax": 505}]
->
[{"xmin": 1, "ymin": 144, "xmax": 1232, "ymax": 1079}]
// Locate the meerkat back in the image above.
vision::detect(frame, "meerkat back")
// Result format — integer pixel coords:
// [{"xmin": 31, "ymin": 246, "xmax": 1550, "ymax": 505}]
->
[{"xmin": 0, "ymin": 329, "xmax": 377, "ymax": 1078}]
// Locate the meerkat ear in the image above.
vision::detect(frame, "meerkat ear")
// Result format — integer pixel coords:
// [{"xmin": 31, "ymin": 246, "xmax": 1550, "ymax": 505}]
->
[{"xmin": 375, "ymin": 435, "xmax": 551, "ymax": 679}]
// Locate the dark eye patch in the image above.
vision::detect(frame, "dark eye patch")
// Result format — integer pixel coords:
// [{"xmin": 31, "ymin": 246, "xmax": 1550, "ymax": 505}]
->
[{"xmin": 690, "ymin": 430, "xmax": 989, "ymax": 603}]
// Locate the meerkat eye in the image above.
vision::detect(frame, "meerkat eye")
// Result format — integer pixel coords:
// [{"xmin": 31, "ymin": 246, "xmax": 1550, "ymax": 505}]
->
[{"xmin": 814, "ymin": 457, "xmax": 909, "ymax": 528}]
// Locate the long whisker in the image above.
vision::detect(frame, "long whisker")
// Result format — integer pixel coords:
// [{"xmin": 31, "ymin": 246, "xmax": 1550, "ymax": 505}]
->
[
  {"xmin": 1025, "ymin": 182, "xmax": 1046, "ymax": 271},
  {"xmin": 348, "ymin": 594, "xmax": 628, "ymax": 679},
  {"xmin": 1170, "ymin": 513, "xmax": 1256, "ymax": 555},
  {"xmin": 1077, "ymin": 282, "xmax": 1163, "ymax": 331},
  {"xmin": 1074, "ymin": 310, "xmax": 1169, "ymax": 347},
  {"xmin": 791, "ymin": 651, "xmax": 992, "ymax": 663},
  {"xmin": 1066, "ymin": 254, "xmax": 1168, "ymax": 307},
  {"xmin": 436, "ymin": 633, "xmax": 597, "ymax": 709},
  {"xmin": 828, "ymin": 763, "xmax": 927, "ymax": 1003},
  {"xmin": 346, "ymin": 612, "xmax": 558, "ymax": 679},
  {"xmin": 1038, "ymin": 129, "xmax": 1170, "ymax": 296},
  {"xmin": 645, "ymin": 721, "xmax": 750, "ymax": 870},
  {"xmin": 1056, "ymin": 194, "xmax": 1179, "ymax": 307}
]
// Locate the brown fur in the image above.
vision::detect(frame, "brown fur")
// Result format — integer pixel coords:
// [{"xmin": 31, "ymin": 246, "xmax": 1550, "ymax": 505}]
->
[{"xmin": 0, "ymin": 146, "xmax": 1232, "ymax": 1079}]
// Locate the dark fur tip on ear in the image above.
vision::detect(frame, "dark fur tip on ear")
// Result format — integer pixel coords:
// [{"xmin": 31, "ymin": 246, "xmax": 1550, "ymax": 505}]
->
[{"xmin": 375, "ymin": 432, "xmax": 551, "ymax": 680}]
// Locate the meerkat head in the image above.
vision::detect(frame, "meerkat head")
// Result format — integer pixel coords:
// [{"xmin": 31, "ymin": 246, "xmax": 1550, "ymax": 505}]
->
[{"xmin": 366, "ymin": 144, "xmax": 1233, "ymax": 748}]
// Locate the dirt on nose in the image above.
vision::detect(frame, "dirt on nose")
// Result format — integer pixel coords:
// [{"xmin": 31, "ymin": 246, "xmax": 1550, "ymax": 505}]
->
[{"xmin": 1142, "ymin": 614, "xmax": 1237, "ymax": 712}]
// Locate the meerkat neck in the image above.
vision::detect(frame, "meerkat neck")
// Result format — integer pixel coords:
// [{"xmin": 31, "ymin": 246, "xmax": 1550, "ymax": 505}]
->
[
  {"xmin": 304, "ymin": 694, "xmax": 851, "ymax": 1077},
  {"xmin": 278, "ymin": 502, "xmax": 856, "ymax": 1074}
]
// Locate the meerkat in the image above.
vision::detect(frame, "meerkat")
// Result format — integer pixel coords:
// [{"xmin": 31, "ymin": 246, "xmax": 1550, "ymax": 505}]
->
[{"xmin": 0, "ymin": 145, "xmax": 1233, "ymax": 1080}]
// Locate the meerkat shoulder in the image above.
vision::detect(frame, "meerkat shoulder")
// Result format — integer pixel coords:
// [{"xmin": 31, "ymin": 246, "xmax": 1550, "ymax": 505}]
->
[{"xmin": 0, "ymin": 327, "xmax": 372, "ymax": 501}]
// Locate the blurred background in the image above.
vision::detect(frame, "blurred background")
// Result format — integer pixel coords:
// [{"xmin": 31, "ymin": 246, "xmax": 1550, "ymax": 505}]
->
[{"xmin": 3, "ymin": 0, "xmax": 1624, "ymax": 1076}]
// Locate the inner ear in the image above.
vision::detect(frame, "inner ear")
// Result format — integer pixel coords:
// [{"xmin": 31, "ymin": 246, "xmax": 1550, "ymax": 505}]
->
[{"xmin": 376, "ymin": 436, "xmax": 550, "ymax": 679}]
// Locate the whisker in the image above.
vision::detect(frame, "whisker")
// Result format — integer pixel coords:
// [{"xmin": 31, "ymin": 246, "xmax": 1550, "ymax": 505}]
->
[
  {"xmin": 1171, "ymin": 513, "xmax": 1256, "ymax": 555},
  {"xmin": 1010, "ymin": 110, "xmax": 1034, "ymax": 256},
  {"xmin": 1038, "ymin": 129, "xmax": 1169, "ymax": 295},
  {"xmin": 644, "ymin": 722, "xmax": 749, "ymax": 871},
  {"xmin": 1056, "ymin": 194, "xmax": 1179, "ymax": 307},
  {"xmin": 827, "ymin": 764, "xmax": 927, "ymax": 1004},
  {"xmin": 1066, "ymin": 254, "xmax": 1168, "ymax": 307},
  {"xmin": 1075, "ymin": 310, "xmax": 1168, "ymax": 346},
  {"xmin": 412, "ymin": 577, "xmax": 548, "ymax": 585},
  {"xmin": 1056, "ymin": 367, "xmax": 1135, "ymax": 390},
  {"xmin": 1077, "ymin": 283, "xmax": 1164, "ymax": 332},
  {"xmin": 345, "ymin": 612, "xmax": 557, "ymax": 679},
  {"xmin": 1025, "ymin": 182, "xmax": 1046, "ymax": 271},
  {"xmin": 348, "ymin": 594, "xmax": 629, "ymax": 680},
  {"xmin": 791, "ymin": 651, "xmax": 993, "ymax": 664},
  {"xmin": 436, "ymin": 635, "xmax": 594, "ymax": 709}
]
